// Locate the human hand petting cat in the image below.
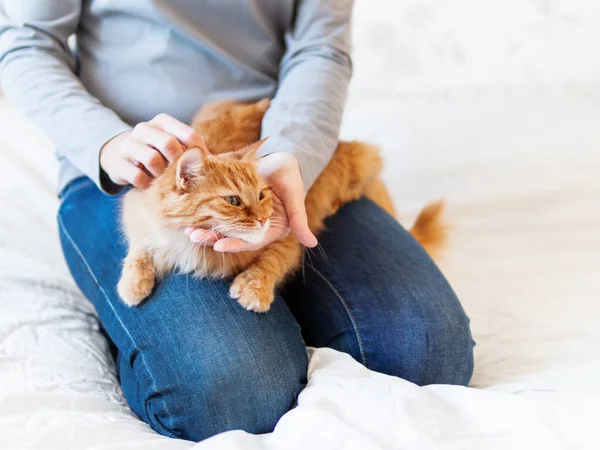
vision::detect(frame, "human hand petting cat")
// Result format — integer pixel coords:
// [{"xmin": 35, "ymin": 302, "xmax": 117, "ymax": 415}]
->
[
  {"xmin": 185, "ymin": 152, "xmax": 318, "ymax": 252},
  {"xmin": 101, "ymin": 114, "xmax": 316, "ymax": 251},
  {"xmin": 100, "ymin": 114, "xmax": 206, "ymax": 189}
]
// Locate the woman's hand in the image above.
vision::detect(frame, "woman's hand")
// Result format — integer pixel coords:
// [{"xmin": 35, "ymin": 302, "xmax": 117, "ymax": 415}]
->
[
  {"xmin": 186, "ymin": 152, "xmax": 318, "ymax": 251},
  {"xmin": 100, "ymin": 114, "xmax": 207, "ymax": 189}
]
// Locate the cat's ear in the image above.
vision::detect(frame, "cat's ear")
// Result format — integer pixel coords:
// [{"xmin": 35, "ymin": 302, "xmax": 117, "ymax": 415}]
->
[
  {"xmin": 239, "ymin": 137, "xmax": 269, "ymax": 161},
  {"xmin": 176, "ymin": 148, "xmax": 204, "ymax": 189},
  {"xmin": 221, "ymin": 137, "xmax": 269, "ymax": 161}
]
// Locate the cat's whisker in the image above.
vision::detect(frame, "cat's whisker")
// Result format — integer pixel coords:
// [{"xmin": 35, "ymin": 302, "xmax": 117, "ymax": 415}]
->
[
  {"xmin": 307, "ymin": 245, "xmax": 328, "ymax": 266},
  {"xmin": 267, "ymin": 224, "xmax": 289, "ymax": 230},
  {"xmin": 301, "ymin": 246, "xmax": 306, "ymax": 284},
  {"xmin": 211, "ymin": 225, "xmax": 227, "ymax": 276},
  {"xmin": 191, "ymin": 231, "xmax": 211, "ymax": 275},
  {"xmin": 316, "ymin": 242, "xmax": 330, "ymax": 265},
  {"xmin": 305, "ymin": 245, "xmax": 314, "ymax": 268}
]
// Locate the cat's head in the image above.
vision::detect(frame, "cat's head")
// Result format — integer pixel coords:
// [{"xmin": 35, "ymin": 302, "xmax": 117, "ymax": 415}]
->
[{"xmin": 157, "ymin": 139, "xmax": 273, "ymax": 244}]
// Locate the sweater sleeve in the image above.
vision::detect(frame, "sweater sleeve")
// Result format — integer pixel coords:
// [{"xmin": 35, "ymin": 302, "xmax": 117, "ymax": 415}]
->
[
  {"xmin": 0, "ymin": 0, "xmax": 131, "ymax": 193},
  {"xmin": 258, "ymin": 0, "xmax": 353, "ymax": 190}
]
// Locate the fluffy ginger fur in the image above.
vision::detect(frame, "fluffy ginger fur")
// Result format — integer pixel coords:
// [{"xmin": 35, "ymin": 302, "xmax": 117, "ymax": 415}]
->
[{"xmin": 118, "ymin": 100, "xmax": 445, "ymax": 312}]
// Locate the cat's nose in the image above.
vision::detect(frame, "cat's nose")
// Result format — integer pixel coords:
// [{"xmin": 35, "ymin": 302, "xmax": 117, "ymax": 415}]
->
[{"xmin": 257, "ymin": 217, "xmax": 268, "ymax": 226}]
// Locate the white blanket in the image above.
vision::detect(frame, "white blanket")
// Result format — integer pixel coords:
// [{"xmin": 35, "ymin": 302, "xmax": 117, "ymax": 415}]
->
[{"xmin": 1, "ymin": 87, "xmax": 599, "ymax": 449}]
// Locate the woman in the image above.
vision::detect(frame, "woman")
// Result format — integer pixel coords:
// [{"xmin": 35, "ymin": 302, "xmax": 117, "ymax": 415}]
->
[{"xmin": 0, "ymin": 0, "xmax": 474, "ymax": 442}]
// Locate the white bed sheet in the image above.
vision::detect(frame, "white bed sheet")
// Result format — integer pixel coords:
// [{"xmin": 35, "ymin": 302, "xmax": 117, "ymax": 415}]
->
[{"xmin": 1, "ymin": 85, "xmax": 599, "ymax": 450}]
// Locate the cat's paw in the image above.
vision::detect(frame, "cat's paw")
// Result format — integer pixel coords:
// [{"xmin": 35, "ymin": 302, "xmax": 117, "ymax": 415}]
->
[
  {"xmin": 117, "ymin": 254, "xmax": 155, "ymax": 307},
  {"xmin": 117, "ymin": 273, "xmax": 155, "ymax": 306},
  {"xmin": 229, "ymin": 270, "xmax": 275, "ymax": 313}
]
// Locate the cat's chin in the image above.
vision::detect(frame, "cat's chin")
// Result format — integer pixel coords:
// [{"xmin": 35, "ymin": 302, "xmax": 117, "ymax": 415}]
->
[{"xmin": 226, "ymin": 221, "xmax": 270, "ymax": 244}]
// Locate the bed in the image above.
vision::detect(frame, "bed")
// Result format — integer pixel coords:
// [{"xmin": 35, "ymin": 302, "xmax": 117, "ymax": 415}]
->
[{"xmin": 1, "ymin": 1, "xmax": 600, "ymax": 448}]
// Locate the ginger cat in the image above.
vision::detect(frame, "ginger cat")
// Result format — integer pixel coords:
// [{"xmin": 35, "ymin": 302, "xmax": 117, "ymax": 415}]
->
[{"xmin": 117, "ymin": 100, "xmax": 446, "ymax": 312}]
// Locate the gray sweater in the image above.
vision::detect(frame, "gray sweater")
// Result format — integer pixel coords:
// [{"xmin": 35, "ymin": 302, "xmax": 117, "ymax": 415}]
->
[{"xmin": 0, "ymin": 0, "xmax": 352, "ymax": 194}]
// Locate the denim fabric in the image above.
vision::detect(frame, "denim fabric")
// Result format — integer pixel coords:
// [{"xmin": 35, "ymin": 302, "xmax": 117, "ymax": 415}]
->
[{"xmin": 57, "ymin": 177, "xmax": 474, "ymax": 442}]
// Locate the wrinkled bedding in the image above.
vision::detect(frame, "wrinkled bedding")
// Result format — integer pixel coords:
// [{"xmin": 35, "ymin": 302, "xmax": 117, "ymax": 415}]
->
[{"xmin": 1, "ymin": 85, "xmax": 599, "ymax": 449}]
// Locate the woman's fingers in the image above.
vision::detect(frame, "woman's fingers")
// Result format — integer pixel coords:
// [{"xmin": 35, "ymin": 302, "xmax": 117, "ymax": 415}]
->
[
  {"xmin": 212, "ymin": 222, "xmax": 288, "ymax": 253},
  {"xmin": 189, "ymin": 229, "xmax": 219, "ymax": 245},
  {"xmin": 132, "ymin": 122, "xmax": 184, "ymax": 163},
  {"xmin": 150, "ymin": 113, "xmax": 208, "ymax": 150},
  {"xmin": 127, "ymin": 141, "xmax": 167, "ymax": 178},
  {"xmin": 213, "ymin": 237, "xmax": 260, "ymax": 253},
  {"xmin": 101, "ymin": 114, "xmax": 210, "ymax": 191},
  {"xmin": 186, "ymin": 227, "xmax": 222, "ymax": 245},
  {"xmin": 120, "ymin": 160, "xmax": 153, "ymax": 189},
  {"xmin": 277, "ymin": 181, "xmax": 317, "ymax": 248},
  {"xmin": 260, "ymin": 153, "xmax": 317, "ymax": 248}
]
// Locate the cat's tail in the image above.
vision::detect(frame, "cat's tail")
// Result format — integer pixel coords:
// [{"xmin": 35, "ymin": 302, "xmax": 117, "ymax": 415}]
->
[
  {"xmin": 409, "ymin": 200, "xmax": 448, "ymax": 259},
  {"xmin": 366, "ymin": 183, "xmax": 448, "ymax": 258},
  {"xmin": 306, "ymin": 141, "xmax": 448, "ymax": 258}
]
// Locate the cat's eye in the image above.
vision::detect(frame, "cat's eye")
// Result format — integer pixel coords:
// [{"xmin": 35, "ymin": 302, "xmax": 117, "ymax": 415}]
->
[
  {"xmin": 224, "ymin": 196, "xmax": 241, "ymax": 206},
  {"xmin": 259, "ymin": 191, "xmax": 265, "ymax": 201}
]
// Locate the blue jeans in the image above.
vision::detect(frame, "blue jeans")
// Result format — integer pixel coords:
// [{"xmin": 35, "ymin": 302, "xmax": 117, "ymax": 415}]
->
[{"xmin": 57, "ymin": 177, "xmax": 474, "ymax": 442}]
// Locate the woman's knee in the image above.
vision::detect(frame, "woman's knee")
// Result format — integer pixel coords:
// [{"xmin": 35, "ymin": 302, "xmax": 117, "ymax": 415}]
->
[
  {"xmin": 367, "ymin": 287, "xmax": 474, "ymax": 387},
  {"xmin": 145, "ymin": 347, "xmax": 307, "ymax": 441},
  {"xmin": 412, "ymin": 303, "xmax": 474, "ymax": 386},
  {"xmin": 128, "ymin": 303, "xmax": 309, "ymax": 441},
  {"xmin": 290, "ymin": 196, "xmax": 473, "ymax": 386}
]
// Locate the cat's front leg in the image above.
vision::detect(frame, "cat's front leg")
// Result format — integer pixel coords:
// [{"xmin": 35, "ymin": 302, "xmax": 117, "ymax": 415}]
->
[
  {"xmin": 230, "ymin": 267, "xmax": 276, "ymax": 313},
  {"xmin": 229, "ymin": 236, "xmax": 301, "ymax": 313},
  {"xmin": 117, "ymin": 249, "xmax": 156, "ymax": 306}
]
